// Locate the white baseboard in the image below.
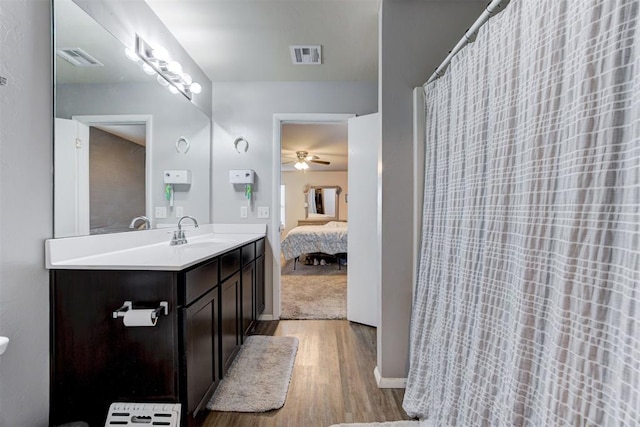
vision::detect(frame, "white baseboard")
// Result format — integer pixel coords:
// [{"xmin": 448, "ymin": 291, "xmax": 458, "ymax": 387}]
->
[
  {"xmin": 258, "ymin": 314, "xmax": 278, "ymax": 321},
  {"xmin": 374, "ymin": 366, "xmax": 407, "ymax": 389}
]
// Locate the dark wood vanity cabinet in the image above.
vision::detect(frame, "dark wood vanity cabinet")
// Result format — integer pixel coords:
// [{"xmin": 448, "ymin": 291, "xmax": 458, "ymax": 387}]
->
[
  {"xmin": 50, "ymin": 237, "xmax": 266, "ymax": 427},
  {"xmin": 255, "ymin": 238, "xmax": 266, "ymax": 317},
  {"xmin": 50, "ymin": 270, "xmax": 180, "ymax": 426},
  {"xmin": 220, "ymin": 271, "xmax": 240, "ymax": 377},
  {"xmin": 180, "ymin": 259, "xmax": 219, "ymax": 417},
  {"xmin": 241, "ymin": 242, "xmax": 256, "ymax": 341}
]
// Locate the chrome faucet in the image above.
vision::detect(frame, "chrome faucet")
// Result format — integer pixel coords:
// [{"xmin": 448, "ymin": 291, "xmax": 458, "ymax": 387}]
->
[
  {"xmin": 171, "ymin": 216, "xmax": 199, "ymax": 245},
  {"xmin": 129, "ymin": 216, "xmax": 151, "ymax": 230}
]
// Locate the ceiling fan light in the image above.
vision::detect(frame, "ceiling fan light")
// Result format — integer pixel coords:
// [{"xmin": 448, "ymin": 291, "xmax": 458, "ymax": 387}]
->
[{"xmin": 294, "ymin": 161, "xmax": 304, "ymax": 170}]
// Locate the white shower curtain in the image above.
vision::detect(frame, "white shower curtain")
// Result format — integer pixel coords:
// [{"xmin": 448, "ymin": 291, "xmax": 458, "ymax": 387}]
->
[{"xmin": 404, "ymin": 0, "xmax": 640, "ymax": 425}]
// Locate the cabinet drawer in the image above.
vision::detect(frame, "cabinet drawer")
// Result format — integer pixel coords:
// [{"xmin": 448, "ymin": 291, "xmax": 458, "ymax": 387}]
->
[
  {"xmin": 256, "ymin": 238, "xmax": 265, "ymax": 256},
  {"xmin": 184, "ymin": 259, "xmax": 218, "ymax": 306},
  {"xmin": 241, "ymin": 242, "xmax": 255, "ymax": 266},
  {"xmin": 220, "ymin": 248, "xmax": 240, "ymax": 281}
]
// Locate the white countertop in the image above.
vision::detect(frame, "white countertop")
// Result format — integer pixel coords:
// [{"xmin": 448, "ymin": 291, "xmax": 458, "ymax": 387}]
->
[{"xmin": 45, "ymin": 224, "xmax": 267, "ymax": 271}]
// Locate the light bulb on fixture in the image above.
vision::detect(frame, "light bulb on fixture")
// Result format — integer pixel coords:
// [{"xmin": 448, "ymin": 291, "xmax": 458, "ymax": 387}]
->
[
  {"xmin": 156, "ymin": 75, "xmax": 169, "ymax": 86},
  {"xmin": 190, "ymin": 82, "xmax": 202, "ymax": 94},
  {"xmin": 294, "ymin": 161, "xmax": 309, "ymax": 170},
  {"xmin": 167, "ymin": 61, "xmax": 182, "ymax": 74},
  {"xmin": 168, "ymin": 85, "xmax": 179, "ymax": 94},
  {"xmin": 124, "ymin": 47, "xmax": 139, "ymax": 62},
  {"xmin": 152, "ymin": 45, "xmax": 169, "ymax": 62},
  {"xmin": 142, "ymin": 63, "xmax": 155, "ymax": 75},
  {"xmin": 181, "ymin": 73, "xmax": 192, "ymax": 85}
]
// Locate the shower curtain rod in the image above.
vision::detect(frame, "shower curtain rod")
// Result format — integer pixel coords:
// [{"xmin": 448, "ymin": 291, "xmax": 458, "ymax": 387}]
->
[{"xmin": 424, "ymin": 0, "xmax": 510, "ymax": 86}]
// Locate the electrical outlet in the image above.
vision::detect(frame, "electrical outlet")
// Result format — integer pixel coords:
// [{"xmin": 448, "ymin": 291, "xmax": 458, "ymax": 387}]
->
[
  {"xmin": 240, "ymin": 206, "xmax": 248, "ymax": 219},
  {"xmin": 155, "ymin": 206, "xmax": 167, "ymax": 219},
  {"xmin": 257, "ymin": 206, "xmax": 270, "ymax": 219},
  {"xmin": 175, "ymin": 206, "xmax": 184, "ymax": 218}
]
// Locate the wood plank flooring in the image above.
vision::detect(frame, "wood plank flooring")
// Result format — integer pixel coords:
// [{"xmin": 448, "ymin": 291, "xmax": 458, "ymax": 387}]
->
[{"xmin": 201, "ymin": 320, "xmax": 412, "ymax": 427}]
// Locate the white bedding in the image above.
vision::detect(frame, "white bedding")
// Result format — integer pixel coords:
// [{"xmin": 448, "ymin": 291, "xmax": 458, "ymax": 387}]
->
[{"xmin": 281, "ymin": 221, "xmax": 347, "ymax": 261}]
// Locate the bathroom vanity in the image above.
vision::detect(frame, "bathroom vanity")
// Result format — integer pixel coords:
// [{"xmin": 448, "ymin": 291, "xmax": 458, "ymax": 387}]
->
[{"xmin": 46, "ymin": 225, "xmax": 266, "ymax": 427}]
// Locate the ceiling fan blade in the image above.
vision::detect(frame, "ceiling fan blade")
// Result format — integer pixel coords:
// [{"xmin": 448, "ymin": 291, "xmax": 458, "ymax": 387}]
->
[
  {"xmin": 305, "ymin": 155, "xmax": 320, "ymax": 161},
  {"xmin": 309, "ymin": 159, "xmax": 330, "ymax": 165},
  {"xmin": 281, "ymin": 160, "xmax": 295, "ymax": 165}
]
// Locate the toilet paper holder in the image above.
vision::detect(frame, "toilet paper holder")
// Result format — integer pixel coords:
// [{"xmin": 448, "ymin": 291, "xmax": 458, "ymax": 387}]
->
[{"xmin": 112, "ymin": 301, "xmax": 169, "ymax": 319}]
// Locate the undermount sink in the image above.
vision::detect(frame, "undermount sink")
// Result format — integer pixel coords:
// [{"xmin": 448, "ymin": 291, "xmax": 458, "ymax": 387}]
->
[
  {"xmin": 181, "ymin": 239, "xmax": 234, "ymax": 249},
  {"xmin": 0, "ymin": 337, "xmax": 9, "ymax": 356}
]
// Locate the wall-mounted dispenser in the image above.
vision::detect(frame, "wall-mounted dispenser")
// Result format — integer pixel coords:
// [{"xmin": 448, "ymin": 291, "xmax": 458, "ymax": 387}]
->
[
  {"xmin": 164, "ymin": 170, "xmax": 192, "ymax": 185},
  {"xmin": 230, "ymin": 169, "xmax": 255, "ymax": 207},
  {"xmin": 229, "ymin": 169, "xmax": 254, "ymax": 184},
  {"xmin": 164, "ymin": 170, "xmax": 192, "ymax": 209}
]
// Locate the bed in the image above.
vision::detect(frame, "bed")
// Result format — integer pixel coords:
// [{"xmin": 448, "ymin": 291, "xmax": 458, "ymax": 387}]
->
[{"xmin": 281, "ymin": 221, "xmax": 348, "ymax": 269}]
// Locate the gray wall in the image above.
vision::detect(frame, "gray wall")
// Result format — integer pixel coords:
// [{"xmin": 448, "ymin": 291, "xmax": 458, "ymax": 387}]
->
[
  {"xmin": 211, "ymin": 81, "xmax": 377, "ymax": 315},
  {"xmin": 281, "ymin": 171, "xmax": 348, "ymax": 235},
  {"xmin": 378, "ymin": 0, "xmax": 487, "ymax": 379},
  {"xmin": 90, "ymin": 128, "xmax": 146, "ymax": 234},
  {"xmin": 0, "ymin": 1, "xmax": 52, "ymax": 426},
  {"xmin": 57, "ymin": 82, "xmax": 211, "ymax": 227}
]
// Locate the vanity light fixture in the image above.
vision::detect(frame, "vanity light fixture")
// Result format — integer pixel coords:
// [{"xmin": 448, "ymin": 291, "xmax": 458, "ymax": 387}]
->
[{"xmin": 127, "ymin": 35, "xmax": 202, "ymax": 100}]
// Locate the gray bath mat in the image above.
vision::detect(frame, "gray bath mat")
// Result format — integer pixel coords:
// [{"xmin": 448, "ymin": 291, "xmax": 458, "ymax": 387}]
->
[{"xmin": 207, "ymin": 335, "xmax": 299, "ymax": 412}]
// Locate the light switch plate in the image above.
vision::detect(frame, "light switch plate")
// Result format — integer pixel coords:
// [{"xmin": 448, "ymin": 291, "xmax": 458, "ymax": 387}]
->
[
  {"xmin": 155, "ymin": 206, "xmax": 167, "ymax": 219},
  {"xmin": 257, "ymin": 206, "xmax": 270, "ymax": 219},
  {"xmin": 240, "ymin": 206, "xmax": 248, "ymax": 219}
]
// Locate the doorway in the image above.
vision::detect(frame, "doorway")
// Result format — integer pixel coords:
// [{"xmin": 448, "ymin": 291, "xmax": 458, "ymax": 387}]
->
[
  {"xmin": 53, "ymin": 114, "xmax": 152, "ymax": 237},
  {"xmin": 280, "ymin": 121, "xmax": 349, "ymax": 319},
  {"xmin": 271, "ymin": 113, "xmax": 354, "ymax": 320}
]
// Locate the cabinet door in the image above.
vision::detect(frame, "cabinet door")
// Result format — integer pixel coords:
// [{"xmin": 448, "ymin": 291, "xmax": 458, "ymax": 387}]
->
[
  {"xmin": 220, "ymin": 272, "xmax": 240, "ymax": 377},
  {"xmin": 241, "ymin": 261, "xmax": 255, "ymax": 341},
  {"xmin": 182, "ymin": 287, "xmax": 217, "ymax": 417},
  {"xmin": 51, "ymin": 270, "xmax": 178, "ymax": 427},
  {"xmin": 255, "ymin": 254, "xmax": 265, "ymax": 317}
]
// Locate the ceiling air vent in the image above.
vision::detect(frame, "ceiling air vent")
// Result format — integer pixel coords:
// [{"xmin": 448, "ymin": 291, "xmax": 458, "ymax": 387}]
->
[
  {"xmin": 290, "ymin": 45, "xmax": 322, "ymax": 65},
  {"xmin": 57, "ymin": 47, "xmax": 104, "ymax": 67}
]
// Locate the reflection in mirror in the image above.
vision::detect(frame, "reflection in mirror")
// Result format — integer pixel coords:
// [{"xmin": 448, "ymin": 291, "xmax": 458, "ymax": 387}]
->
[
  {"xmin": 304, "ymin": 186, "xmax": 341, "ymax": 220},
  {"xmin": 53, "ymin": 0, "xmax": 211, "ymax": 238}
]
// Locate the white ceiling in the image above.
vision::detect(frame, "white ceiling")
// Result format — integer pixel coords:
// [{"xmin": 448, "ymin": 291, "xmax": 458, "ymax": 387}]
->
[{"xmin": 145, "ymin": 0, "xmax": 381, "ymax": 82}]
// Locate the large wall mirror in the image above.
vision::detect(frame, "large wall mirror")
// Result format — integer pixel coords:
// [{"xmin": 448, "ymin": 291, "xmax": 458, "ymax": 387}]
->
[
  {"xmin": 304, "ymin": 185, "xmax": 341, "ymax": 221},
  {"xmin": 53, "ymin": 0, "xmax": 211, "ymax": 237}
]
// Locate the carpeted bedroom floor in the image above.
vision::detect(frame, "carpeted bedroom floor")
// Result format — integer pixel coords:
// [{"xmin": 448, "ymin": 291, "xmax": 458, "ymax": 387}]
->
[{"xmin": 281, "ymin": 258, "xmax": 347, "ymax": 320}]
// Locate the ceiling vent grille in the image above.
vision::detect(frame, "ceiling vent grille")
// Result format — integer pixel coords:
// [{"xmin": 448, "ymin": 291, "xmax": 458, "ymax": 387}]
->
[
  {"xmin": 57, "ymin": 47, "xmax": 104, "ymax": 67},
  {"xmin": 290, "ymin": 45, "xmax": 322, "ymax": 65}
]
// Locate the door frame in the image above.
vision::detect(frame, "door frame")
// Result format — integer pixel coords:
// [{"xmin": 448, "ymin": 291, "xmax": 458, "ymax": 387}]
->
[
  {"xmin": 72, "ymin": 114, "xmax": 154, "ymax": 227},
  {"xmin": 271, "ymin": 113, "xmax": 355, "ymax": 319}
]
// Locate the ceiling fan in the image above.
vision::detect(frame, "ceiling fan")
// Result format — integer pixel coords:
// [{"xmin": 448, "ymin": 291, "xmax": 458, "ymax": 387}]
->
[{"xmin": 284, "ymin": 151, "xmax": 331, "ymax": 170}]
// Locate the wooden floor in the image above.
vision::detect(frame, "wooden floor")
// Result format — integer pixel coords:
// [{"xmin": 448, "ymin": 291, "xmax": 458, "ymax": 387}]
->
[{"xmin": 200, "ymin": 320, "xmax": 411, "ymax": 427}]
